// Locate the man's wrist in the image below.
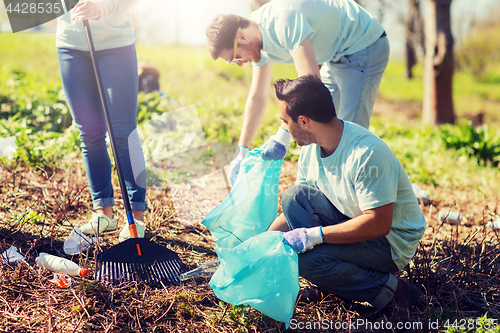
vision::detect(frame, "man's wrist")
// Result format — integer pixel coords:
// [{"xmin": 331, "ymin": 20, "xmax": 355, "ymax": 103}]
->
[
  {"xmin": 308, "ymin": 226, "xmax": 324, "ymax": 247},
  {"xmin": 236, "ymin": 145, "xmax": 249, "ymax": 160},
  {"xmin": 274, "ymin": 126, "xmax": 292, "ymax": 147}
]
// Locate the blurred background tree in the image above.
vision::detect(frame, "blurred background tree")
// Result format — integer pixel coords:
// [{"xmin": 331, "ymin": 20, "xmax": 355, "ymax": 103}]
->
[{"xmin": 423, "ymin": 0, "xmax": 455, "ymax": 125}]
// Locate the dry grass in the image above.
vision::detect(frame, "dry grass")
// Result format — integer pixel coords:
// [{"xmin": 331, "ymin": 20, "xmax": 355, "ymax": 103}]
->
[{"xmin": 1, "ymin": 160, "xmax": 499, "ymax": 332}]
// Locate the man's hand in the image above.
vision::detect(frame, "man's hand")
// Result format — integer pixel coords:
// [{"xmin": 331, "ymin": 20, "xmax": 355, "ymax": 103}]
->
[
  {"xmin": 72, "ymin": 0, "xmax": 105, "ymax": 20},
  {"xmin": 283, "ymin": 226, "xmax": 324, "ymax": 254},
  {"xmin": 228, "ymin": 145, "xmax": 249, "ymax": 187},
  {"xmin": 262, "ymin": 126, "xmax": 292, "ymax": 160}
]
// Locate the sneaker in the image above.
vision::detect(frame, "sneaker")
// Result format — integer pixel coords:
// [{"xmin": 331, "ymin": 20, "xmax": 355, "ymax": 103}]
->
[
  {"xmin": 383, "ymin": 277, "xmax": 419, "ymax": 323},
  {"xmin": 119, "ymin": 219, "xmax": 146, "ymax": 242},
  {"xmin": 80, "ymin": 213, "xmax": 117, "ymax": 235}
]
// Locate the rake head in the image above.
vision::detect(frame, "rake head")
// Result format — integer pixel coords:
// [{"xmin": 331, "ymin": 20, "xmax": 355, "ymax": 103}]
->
[{"xmin": 95, "ymin": 238, "xmax": 186, "ymax": 287}]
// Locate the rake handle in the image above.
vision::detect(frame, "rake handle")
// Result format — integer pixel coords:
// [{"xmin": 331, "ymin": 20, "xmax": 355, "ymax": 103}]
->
[{"xmin": 82, "ymin": 20, "xmax": 137, "ymax": 233}]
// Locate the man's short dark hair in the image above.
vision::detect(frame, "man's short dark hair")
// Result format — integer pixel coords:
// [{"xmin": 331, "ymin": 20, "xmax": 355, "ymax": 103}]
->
[
  {"xmin": 206, "ymin": 14, "xmax": 251, "ymax": 60},
  {"xmin": 275, "ymin": 75, "xmax": 336, "ymax": 123}
]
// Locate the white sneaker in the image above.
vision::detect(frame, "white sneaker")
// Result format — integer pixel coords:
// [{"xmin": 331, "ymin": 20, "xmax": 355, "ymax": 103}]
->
[
  {"xmin": 119, "ymin": 219, "xmax": 146, "ymax": 242},
  {"xmin": 80, "ymin": 213, "xmax": 117, "ymax": 235}
]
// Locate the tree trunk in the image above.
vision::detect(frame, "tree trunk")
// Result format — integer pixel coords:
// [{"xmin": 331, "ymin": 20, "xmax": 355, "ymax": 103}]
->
[
  {"xmin": 405, "ymin": 0, "xmax": 423, "ymax": 79},
  {"xmin": 423, "ymin": 0, "xmax": 455, "ymax": 125}
]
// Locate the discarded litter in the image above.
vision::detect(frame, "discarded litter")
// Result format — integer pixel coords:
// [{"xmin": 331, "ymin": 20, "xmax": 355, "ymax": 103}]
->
[
  {"xmin": 411, "ymin": 183, "xmax": 430, "ymax": 205},
  {"xmin": 180, "ymin": 259, "xmax": 220, "ymax": 281},
  {"xmin": 64, "ymin": 227, "xmax": 95, "ymax": 255},
  {"xmin": 486, "ymin": 218, "xmax": 500, "ymax": 229},
  {"xmin": 0, "ymin": 136, "xmax": 17, "ymax": 160},
  {"xmin": 0, "ymin": 246, "xmax": 24, "ymax": 265},
  {"xmin": 36, "ymin": 252, "xmax": 88, "ymax": 277},
  {"xmin": 438, "ymin": 210, "xmax": 461, "ymax": 225},
  {"xmin": 49, "ymin": 273, "xmax": 72, "ymax": 288}
]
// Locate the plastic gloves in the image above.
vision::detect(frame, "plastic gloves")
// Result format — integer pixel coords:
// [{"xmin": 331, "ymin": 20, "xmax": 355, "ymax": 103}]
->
[
  {"xmin": 262, "ymin": 126, "xmax": 292, "ymax": 160},
  {"xmin": 283, "ymin": 226, "xmax": 324, "ymax": 254},
  {"xmin": 72, "ymin": 0, "xmax": 106, "ymax": 20},
  {"xmin": 227, "ymin": 126, "xmax": 291, "ymax": 185},
  {"xmin": 228, "ymin": 145, "xmax": 249, "ymax": 187}
]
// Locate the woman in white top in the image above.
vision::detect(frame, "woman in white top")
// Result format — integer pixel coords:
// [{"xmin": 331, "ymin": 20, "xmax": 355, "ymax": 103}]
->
[{"xmin": 57, "ymin": 0, "xmax": 146, "ymax": 241}]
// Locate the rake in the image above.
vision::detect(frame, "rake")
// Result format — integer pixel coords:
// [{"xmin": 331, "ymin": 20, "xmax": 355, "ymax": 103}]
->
[{"xmin": 83, "ymin": 20, "xmax": 186, "ymax": 287}]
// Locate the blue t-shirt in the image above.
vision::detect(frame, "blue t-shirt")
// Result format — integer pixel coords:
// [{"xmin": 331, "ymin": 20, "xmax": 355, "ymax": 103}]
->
[
  {"xmin": 249, "ymin": 0, "xmax": 384, "ymax": 67},
  {"xmin": 296, "ymin": 121, "xmax": 426, "ymax": 270}
]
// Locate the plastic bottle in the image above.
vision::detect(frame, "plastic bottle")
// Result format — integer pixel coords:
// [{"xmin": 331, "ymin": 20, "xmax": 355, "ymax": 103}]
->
[
  {"xmin": 438, "ymin": 210, "xmax": 461, "ymax": 225},
  {"xmin": 411, "ymin": 183, "xmax": 430, "ymax": 205},
  {"xmin": 180, "ymin": 259, "xmax": 220, "ymax": 281},
  {"xmin": 486, "ymin": 217, "xmax": 500, "ymax": 229},
  {"xmin": 419, "ymin": 190, "xmax": 430, "ymax": 205},
  {"xmin": 35, "ymin": 252, "xmax": 88, "ymax": 277}
]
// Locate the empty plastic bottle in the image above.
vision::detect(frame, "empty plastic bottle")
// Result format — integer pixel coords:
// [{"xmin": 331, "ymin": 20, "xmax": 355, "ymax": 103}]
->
[
  {"xmin": 438, "ymin": 210, "xmax": 461, "ymax": 225},
  {"xmin": 35, "ymin": 252, "xmax": 88, "ymax": 277},
  {"xmin": 180, "ymin": 259, "xmax": 220, "ymax": 281},
  {"xmin": 486, "ymin": 218, "xmax": 500, "ymax": 229}
]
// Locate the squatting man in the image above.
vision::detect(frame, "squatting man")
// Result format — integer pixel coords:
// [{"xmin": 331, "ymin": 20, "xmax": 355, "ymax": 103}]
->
[{"xmin": 266, "ymin": 75, "xmax": 426, "ymax": 317}]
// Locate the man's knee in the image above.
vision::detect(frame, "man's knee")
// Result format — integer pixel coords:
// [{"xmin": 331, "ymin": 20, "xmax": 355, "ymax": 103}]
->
[
  {"xmin": 298, "ymin": 248, "xmax": 338, "ymax": 279},
  {"xmin": 282, "ymin": 184, "xmax": 315, "ymax": 212}
]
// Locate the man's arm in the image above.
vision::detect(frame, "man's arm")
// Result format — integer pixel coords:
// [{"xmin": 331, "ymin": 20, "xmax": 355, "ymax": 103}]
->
[
  {"xmin": 322, "ymin": 203, "xmax": 393, "ymax": 244},
  {"xmin": 239, "ymin": 62, "xmax": 274, "ymax": 147},
  {"xmin": 292, "ymin": 37, "xmax": 320, "ymax": 78},
  {"xmin": 268, "ymin": 213, "xmax": 290, "ymax": 232},
  {"xmin": 282, "ymin": 203, "xmax": 393, "ymax": 254}
]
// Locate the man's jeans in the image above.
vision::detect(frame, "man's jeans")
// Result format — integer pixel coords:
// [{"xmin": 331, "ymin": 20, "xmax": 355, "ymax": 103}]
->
[
  {"xmin": 320, "ymin": 35, "xmax": 390, "ymax": 129},
  {"xmin": 58, "ymin": 44, "xmax": 147, "ymax": 211},
  {"xmin": 282, "ymin": 184, "xmax": 399, "ymax": 310}
]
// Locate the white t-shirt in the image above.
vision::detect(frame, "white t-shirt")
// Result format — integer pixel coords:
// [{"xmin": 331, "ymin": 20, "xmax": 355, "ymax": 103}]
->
[
  {"xmin": 249, "ymin": 0, "xmax": 385, "ymax": 68},
  {"xmin": 296, "ymin": 121, "xmax": 426, "ymax": 270},
  {"xmin": 56, "ymin": 0, "xmax": 140, "ymax": 51}
]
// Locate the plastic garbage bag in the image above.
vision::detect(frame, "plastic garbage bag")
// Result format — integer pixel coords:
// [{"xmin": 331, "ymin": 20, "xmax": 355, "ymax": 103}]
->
[
  {"xmin": 201, "ymin": 147, "xmax": 282, "ymax": 248},
  {"xmin": 210, "ymin": 231, "xmax": 299, "ymax": 327}
]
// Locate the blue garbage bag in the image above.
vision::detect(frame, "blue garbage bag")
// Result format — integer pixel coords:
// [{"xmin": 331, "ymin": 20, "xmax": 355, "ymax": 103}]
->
[
  {"xmin": 210, "ymin": 231, "xmax": 299, "ymax": 327},
  {"xmin": 201, "ymin": 147, "xmax": 282, "ymax": 248}
]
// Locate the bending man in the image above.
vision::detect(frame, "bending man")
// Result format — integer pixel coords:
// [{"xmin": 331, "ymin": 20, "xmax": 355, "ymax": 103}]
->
[{"xmin": 206, "ymin": 0, "xmax": 390, "ymax": 185}]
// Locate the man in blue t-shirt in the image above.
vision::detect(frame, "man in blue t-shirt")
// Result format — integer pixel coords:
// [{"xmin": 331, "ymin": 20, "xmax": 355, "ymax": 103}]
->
[
  {"xmin": 206, "ymin": 0, "xmax": 389, "ymax": 186},
  {"xmin": 267, "ymin": 75, "xmax": 425, "ymax": 319}
]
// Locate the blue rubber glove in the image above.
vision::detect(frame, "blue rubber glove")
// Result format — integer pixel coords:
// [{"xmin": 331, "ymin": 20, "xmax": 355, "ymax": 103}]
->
[
  {"xmin": 262, "ymin": 126, "xmax": 292, "ymax": 160},
  {"xmin": 282, "ymin": 226, "xmax": 324, "ymax": 254},
  {"xmin": 228, "ymin": 145, "xmax": 249, "ymax": 187}
]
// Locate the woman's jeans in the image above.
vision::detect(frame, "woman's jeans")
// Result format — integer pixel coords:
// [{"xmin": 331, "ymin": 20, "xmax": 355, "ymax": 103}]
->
[
  {"xmin": 58, "ymin": 44, "xmax": 146, "ymax": 211},
  {"xmin": 320, "ymin": 35, "xmax": 390, "ymax": 129},
  {"xmin": 282, "ymin": 185, "xmax": 399, "ymax": 310}
]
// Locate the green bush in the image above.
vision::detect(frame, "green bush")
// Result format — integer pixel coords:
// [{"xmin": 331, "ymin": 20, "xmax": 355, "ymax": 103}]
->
[{"xmin": 440, "ymin": 120, "xmax": 500, "ymax": 167}]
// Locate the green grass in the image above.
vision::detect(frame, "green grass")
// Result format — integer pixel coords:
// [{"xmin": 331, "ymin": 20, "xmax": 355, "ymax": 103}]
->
[
  {"xmin": 0, "ymin": 32, "xmax": 59, "ymax": 86},
  {"xmin": 379, "ymin": 60, "xmax": 500, "ymax": 123},
  {"xmin": 370, "ymin": 118, "xmax": 500, "ymax": 193}
]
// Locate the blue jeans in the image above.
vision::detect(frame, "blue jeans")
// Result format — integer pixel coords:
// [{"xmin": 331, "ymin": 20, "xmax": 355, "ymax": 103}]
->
[
  {"xmin": 320, "ymin": 35, "xmax": 390, "ymax": 129},
  {"xmin": 282, "ymin": 185, "xmax": 399, "ymax": 310},
  {"xmin": 58, "ymin": 45, "xmax": 147, "ymax": 211}
]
